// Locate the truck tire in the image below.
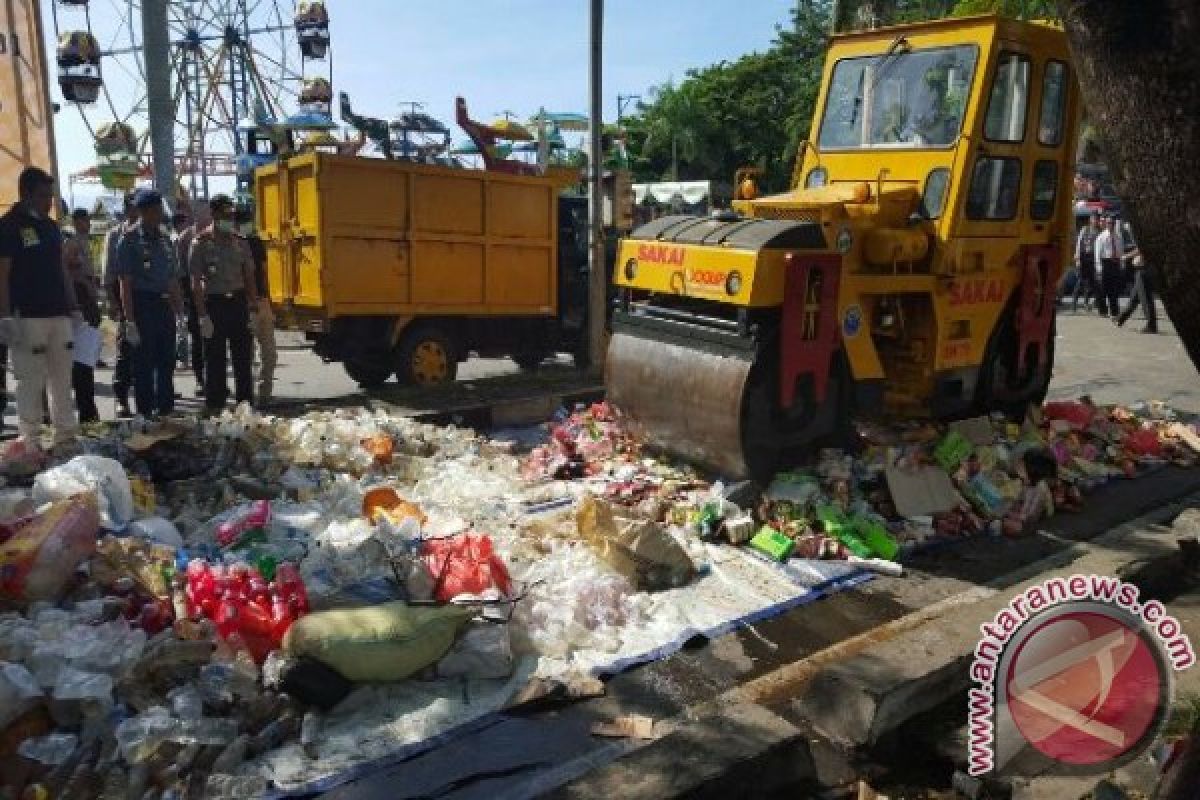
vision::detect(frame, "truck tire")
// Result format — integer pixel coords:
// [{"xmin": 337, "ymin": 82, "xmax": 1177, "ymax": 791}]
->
[
  {"xmin": 976, "ymin": 310, "xmax": 1055, "ymax": 421},
  {"xmin": 344, "ymin": 359, "xmax": 392, "ymax": 389},
  {"xmin": 396, "ymin": 324, "xmax": 458, "ymax": 386}
]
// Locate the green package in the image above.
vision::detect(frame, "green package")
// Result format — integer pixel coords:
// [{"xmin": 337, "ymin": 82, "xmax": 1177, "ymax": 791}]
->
[
  {"xmin": 749, "ymin": 526, "xmax": 794, "ymax": 562},
  {"xmin": 853, "ymin": 516, "xmax": 899, "ymax": 561},
  {"xmin": 934, "ymin": 431, "xmax": 974, "ymax": 471},
  {"xmin": 817, "ymin": 506, "xmax": 872, "ymax": 559}
]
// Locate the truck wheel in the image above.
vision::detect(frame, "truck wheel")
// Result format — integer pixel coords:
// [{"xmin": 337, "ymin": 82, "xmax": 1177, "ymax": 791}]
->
[
  {"xmin": 977, "ymin": 312, "xmax": 1055, "ymax": 420},
  {"xmin": 396, "ymin": 325, "xmax": 458, "ymax": 386},
  {"xmin": 344, "ymin": 359, "xmax": 392, "ymax": 389}
]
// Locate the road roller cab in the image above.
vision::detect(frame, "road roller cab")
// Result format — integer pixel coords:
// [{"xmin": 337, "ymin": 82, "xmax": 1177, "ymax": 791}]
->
[{"xmin": 608, "ymin": 14, "xmax": 1081, "ymax": 479}]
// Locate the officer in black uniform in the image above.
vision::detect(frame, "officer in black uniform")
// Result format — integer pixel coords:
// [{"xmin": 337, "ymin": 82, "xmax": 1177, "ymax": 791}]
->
[
  {"xmin": 113, "ymin": 189, "xmax": 185, "ymax": 417},
  {"xmin": 103, "ymin": 190, "xmax": 139, "ymax": 417},
  {"xmin": 0, "ymin": 166, "xmax": 83, "ymax": 445},
  {"xmin": 188, "ymin": 194, "xmax": 259, "ymax": 412}
]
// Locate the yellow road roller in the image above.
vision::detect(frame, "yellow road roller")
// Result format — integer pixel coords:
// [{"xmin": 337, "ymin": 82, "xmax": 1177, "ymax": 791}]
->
[{"xmin": 608, "ymin": 15, "xmax": 1081, "ymax": 478}]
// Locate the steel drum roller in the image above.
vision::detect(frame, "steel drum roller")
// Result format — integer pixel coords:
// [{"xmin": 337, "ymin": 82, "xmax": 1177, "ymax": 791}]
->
[{"xmin": 605, "ymin": 331, "xmax": 756, "ymax": 478}]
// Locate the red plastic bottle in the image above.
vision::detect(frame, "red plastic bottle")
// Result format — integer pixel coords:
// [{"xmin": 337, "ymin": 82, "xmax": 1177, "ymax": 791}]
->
[
  {"xmin": 214, "ymin": 592, "xmax": 241, "ymax": 640},
  {"xmin": 275, "ymin": 563, "xmax": 309, "ymax": 614}
]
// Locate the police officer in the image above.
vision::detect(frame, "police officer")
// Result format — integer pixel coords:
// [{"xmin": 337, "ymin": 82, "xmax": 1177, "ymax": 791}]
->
[
  {"xmin": 0, "ymin": 167, "xmax": 82, "ymax": 447},
  {"xmin": 113, "ymin": 189, "xmax": 185, "ymax": 417},
  {"xmin": 189, "ymin": 194, "xmax": 258, "ymax": 412},
  {"xmin": 103, "ymin": 190, "xmax": 139, "ymax": 417},
  {"xmin": 237, "ymin": 207, "xmax": 277, "ymax": 405}
]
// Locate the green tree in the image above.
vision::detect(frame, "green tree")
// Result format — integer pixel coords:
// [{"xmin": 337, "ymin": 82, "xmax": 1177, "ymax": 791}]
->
[{"xmin": 623, "ymin": 1, "xmax": 834, "ymax": 192}]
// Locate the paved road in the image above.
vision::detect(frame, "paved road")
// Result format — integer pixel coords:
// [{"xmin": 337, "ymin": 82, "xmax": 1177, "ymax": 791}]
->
[
  {"xmin": 1047, "ymin": 300, "xmax": 1200, "ymax": 411},
  {"xmin": 0, "ymin": 297, "xmax": 1180, "ymax": 426}
]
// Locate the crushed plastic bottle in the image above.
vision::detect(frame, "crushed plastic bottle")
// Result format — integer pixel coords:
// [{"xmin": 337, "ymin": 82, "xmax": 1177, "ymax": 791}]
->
[
  {"xmin": 18, "ymin": 733, "xmax": 80, "ymax": 765},
  {"xmin": 210, "ymin": 733, "xmax": 249, "ymax": 774},
  {"xmin": 0, "ymin": 661, "xmax": 43, "ymax": 727},
  {"xmin": 114, "ymin": 707, "xmax": 176, "ymax": 763},
  {"xmin": 167, "ymin": 685, "xmax": 204, "ymax": 720}
]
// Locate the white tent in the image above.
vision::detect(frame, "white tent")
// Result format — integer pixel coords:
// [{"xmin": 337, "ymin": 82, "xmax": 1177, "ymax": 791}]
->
[{"xmin": 633, "ymin": 180, "xmax": 711, "ymax": 206}]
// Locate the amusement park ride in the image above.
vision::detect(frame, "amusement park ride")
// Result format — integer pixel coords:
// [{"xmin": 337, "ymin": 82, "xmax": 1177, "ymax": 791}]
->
[
  {"xmin": 4, "ymin": 0, "xmax": 606, "ymax": 211},
  {"xmin": 48, "ymin": 0, "xmax": 335, "ymax": 204}
]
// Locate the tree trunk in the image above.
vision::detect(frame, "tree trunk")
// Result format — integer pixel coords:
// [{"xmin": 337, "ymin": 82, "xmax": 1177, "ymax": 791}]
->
[{"xmin": 1057, "ymin": 1, "xmax": 1200, "ymax": 369}]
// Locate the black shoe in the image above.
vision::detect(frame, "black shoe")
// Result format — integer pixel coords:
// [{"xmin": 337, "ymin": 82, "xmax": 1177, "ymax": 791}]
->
[
  {"xmin": 116, "ymin": 405, "xmax": 133, "ymax": 419},
  {"xmin": 1140, "ymin": 326, "xmax": 1159, "ymax": 334}
]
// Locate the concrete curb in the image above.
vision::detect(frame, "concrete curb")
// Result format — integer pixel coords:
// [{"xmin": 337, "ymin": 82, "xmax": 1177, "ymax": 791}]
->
[
  {"xmin": 792, "ymin": 495, "xmax": 1195, "ymax": 748},
  {"xmin": 548, "ymin": 491, "xmax": 1200, "ymax": 798},
  {"xmin": 544, "ymin": 704, "xmax": 815, "ymax": 800}
]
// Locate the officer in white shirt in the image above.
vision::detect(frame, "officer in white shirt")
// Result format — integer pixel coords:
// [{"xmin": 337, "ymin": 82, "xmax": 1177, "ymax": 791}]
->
[{"xmin": 1093, "ymin": 214, "xmax": 1125, "ymax": 318}]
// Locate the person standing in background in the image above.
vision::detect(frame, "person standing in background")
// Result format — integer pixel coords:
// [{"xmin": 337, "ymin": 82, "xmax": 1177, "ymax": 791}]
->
[
  {"xmin": 1093, "ymin": 214, "xmax": 1124, "ymax": 318},
  {"xmin": 1117, "ymin": 228, "xmax": 1158, "ymax": 334},
  {"xmin": 238, "ymin": 207, "xmax": 277, "ymax": 406},
  {"xmin": 189, "ymin": 195, "xmax": 258, "ymax": 413},
  {"xmin": 172, "ymin": 210, "xmax": 206, "ymax": 395},
  {"xmin": 1071, "ymin": 212, "xmax": 1100, "ymax": 313},
  {"xmin": 0, "ymin": 167, "xmax": 82, "ymax": 448},
  {"xmin": 114, "ymin": 189, "xmax": 185, "ymax": 418},
  {"xmin": 63, "ymin": 208, "xmax": 101, "ymax": 423},
  {"xmin": 103, "ymin": 190, "xmax": 138, "ymax": 418}
]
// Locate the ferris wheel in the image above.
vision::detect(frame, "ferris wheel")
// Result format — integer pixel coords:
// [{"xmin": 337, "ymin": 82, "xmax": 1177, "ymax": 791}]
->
[{"xmin": 49, "ymin": 0, "xmax": 334, "ymax": 203}]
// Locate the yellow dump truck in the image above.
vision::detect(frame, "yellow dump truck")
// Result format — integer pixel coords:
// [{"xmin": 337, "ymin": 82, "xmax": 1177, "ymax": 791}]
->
[{"xmin": 255, "ymin": 152, "xmax": 591, "ymax": 386}]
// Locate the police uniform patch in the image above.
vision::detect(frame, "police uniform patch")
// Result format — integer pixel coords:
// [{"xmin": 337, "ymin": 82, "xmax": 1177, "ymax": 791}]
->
[{"xmin": 20, "ymin": 228, "xmax": 39, "ymax": 248}]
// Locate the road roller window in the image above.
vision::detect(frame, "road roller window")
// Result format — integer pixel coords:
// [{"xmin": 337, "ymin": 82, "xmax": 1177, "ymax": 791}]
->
[
  {"xmin": 921, "ymin": 168, "xmax": 951, "ymax": 219},
  {"xmin": 966, "ymin": 156, "xmax": 1022, "ymax": 220},
  {"xmin": 1031, "ymin": 160, "xmax": 1058, "ymax": 220},
  {"xmin": 984, "ymin": 52, "xmax": 1031, "ymax": 143},
  {"xmin": 817, "ymin": 45, "xmax": 978, "ymax": 149},
  {"xmin": 1038, "ymin": 61, "xmax": 1069, "ymax": 147}
]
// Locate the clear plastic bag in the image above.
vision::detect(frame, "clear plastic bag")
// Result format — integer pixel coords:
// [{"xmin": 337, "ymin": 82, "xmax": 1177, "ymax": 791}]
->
[
  {"xmin": 128, "ymin": 516, "xmax": 184, "ymax": 548},
  {"xmin": 32, "ymin": 455, "xmax": 134, "ymax": 530},
  {"xmin": 435, "ymin": 620, "xmax": 514, "ymax": 679}
]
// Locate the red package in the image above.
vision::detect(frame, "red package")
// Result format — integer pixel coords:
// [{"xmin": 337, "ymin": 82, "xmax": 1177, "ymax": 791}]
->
[
  {"xmin": 1042, "ymin": 401, "xmax": 1095, "ymax": 430},
  {"xmin": 0, "ymin": 495, "xmax": 99, "ymax": 603},
  {"xmin": 1125, "ymin": 428, "xmax": 1164, "ymax": 458},
  {"xmin": 422, "ymin": 534, "xmax": 513, "ymax": 603}
]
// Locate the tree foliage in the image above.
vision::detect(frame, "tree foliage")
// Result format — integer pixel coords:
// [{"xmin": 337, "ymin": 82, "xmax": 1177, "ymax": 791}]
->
[
  {"xmin": 622, "ymin": 1, "xmax": 832, "ymax": 192},
  {"xmin": 621, "ymin": 0, "xmax": 1063, "ymax": 192}
]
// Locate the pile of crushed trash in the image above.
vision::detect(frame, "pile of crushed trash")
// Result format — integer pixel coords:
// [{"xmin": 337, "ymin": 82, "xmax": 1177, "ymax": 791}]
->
[
  {"xmin": 0, "ymin": 396, "xmax": 1196, "ymax": 797},
  {"xmin": 524, "ymin": 397, "xmax": 1200, "ymax": 562}
]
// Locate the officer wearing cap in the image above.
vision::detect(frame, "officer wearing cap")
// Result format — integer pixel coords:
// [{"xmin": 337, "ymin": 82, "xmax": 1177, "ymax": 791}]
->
[
  {"xmin": 188, "ymin": 194, "xmax": 258, "ymax": 412},
  {"xmin": 113, "ymin": 188, "xmax": 185, "ymax": 417}
]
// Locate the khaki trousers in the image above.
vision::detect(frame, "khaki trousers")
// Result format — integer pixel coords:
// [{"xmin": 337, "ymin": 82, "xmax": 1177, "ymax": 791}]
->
[
  {"xmin": 252, "ymin": 304, "xmax": 278, "ymax": 401},
  {"xmin": 10, "ymin": 316, "xmax": 78, "ymax": 444}
]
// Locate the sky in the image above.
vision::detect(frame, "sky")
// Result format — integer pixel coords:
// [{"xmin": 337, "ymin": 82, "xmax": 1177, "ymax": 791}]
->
[{"xmin": 45, "ymin": 0, "xmax": 797, "ymax": 207}]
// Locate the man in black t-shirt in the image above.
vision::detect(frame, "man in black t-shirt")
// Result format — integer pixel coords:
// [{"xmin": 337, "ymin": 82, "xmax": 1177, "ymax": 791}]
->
[{"xmin": 0, "ymin": 167, "xmax": 83, "ymax": 446}]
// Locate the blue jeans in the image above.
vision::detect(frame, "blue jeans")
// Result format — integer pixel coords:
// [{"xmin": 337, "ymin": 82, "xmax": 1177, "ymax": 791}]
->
[{"xmin": 131, "ymin": 292, "xmax": 176, "ymax": 416}]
